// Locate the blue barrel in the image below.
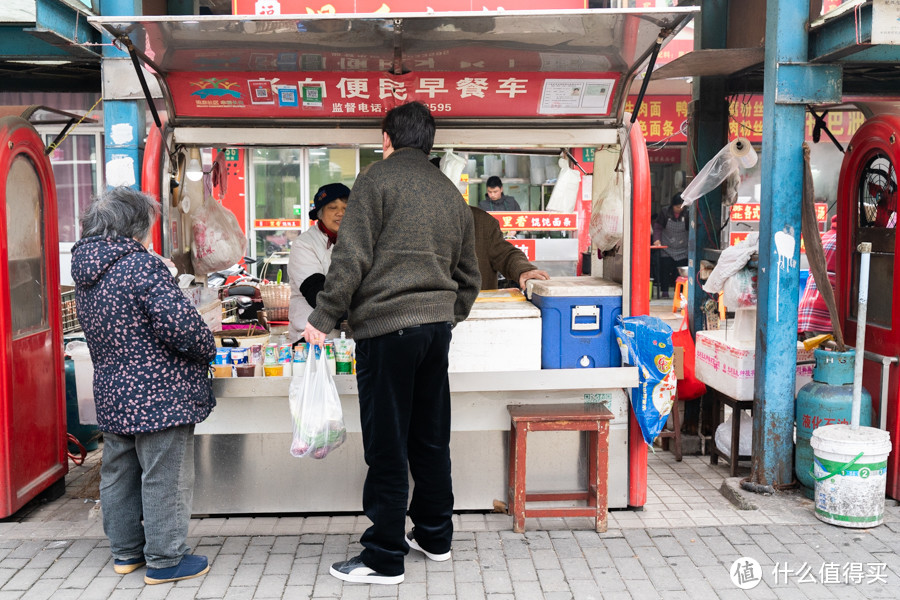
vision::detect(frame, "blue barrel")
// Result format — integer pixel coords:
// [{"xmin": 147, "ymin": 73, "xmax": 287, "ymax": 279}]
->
[
  {"xmin": 795, "ymin": 349, "xmax": 871, "ymax": 493},
  {"xmin": 65, "ymin": 358, "xmax": 99, "ymax": 452}
]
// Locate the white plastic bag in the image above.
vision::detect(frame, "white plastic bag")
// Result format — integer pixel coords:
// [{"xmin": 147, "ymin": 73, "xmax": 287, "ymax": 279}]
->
[
  {"xmin": 722, "ymin": 267, "xmax": 758, "ymax": 308},
  {"xmin": 702, "ymin": 232, "xmax": 759, "ymax": 294},
  {"xmin": 681, "ymin": 137, "xmax": 758, "ymax": 207},
  {"xmin": 190, "ymin": 194, "xmax": 247, "ymax": 275},
  {"xmin": 546, "ymin": 157, "xmax": 581, "ymax": 213},
  {"xmin": 439, "ymin": 149, "xmax": 467, "ymax": 188},
  {"xmin": 289, "ymin": 347, "xmax": 347, "ymax": 459},
  {"xmin": 715, "ymin": 410, "xmax": 752, "ymax": 457}
]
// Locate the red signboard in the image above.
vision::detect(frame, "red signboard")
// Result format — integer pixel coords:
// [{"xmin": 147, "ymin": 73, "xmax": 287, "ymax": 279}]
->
[
  {"xmin": 235, "ymin": 0, "xmax": 586, "ymax": 14},
  {"xmin": 510, "ymin": 239, "xmax": 536, "ymax": 261},
  {"xmin": 625, "ymin": 95, "xmax": 690, "ymax": 143},
  {"xmin": 728, "ymin": 96, "xmax": 865, "ymax": 144},
  {"xmin": 491, "ymin": 212, "xmax": 577, "ymax": 231},
  {"xmin": 730, "ymin": 203, "xmax": 827, "ymax": 223},
  {"xmin": 729, "ymin": 231, "xmax": 750, "ymax": 246},
  {"xmin": 168, "ymin": 71, "xmax": 618, "ymax": 119},
  {"xmin": 256, "ymin": 219, "xmax": 305, "ymax": 228}
]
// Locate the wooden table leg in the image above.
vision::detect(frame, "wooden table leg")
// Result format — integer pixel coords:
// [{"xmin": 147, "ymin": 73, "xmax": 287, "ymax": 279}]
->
[
  {"xmin": 512, "ymin": 423, "xmax": 527, "ymax": 534},
  {"xmin": 730, "ymin": 404, "xmax": 740, "ymax": 477}
]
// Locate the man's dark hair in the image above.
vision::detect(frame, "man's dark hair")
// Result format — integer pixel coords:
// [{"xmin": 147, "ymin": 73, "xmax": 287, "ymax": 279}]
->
[
  {"xmin": 486, "ymin": 176, "xmax": 503, "ymax": 189},
  {"xmin": 381, "ymin": 102, "xmax": 435, "ymax": 154}
]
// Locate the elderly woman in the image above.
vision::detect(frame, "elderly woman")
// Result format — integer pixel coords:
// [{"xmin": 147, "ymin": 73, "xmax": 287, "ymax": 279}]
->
[
  {"xmin": 288, "ymin": 182, "xmax": 349, "ymax": 342},
  {"xmin": 72, "ymin": 187, "xmax": 216, "ymax": 585}
]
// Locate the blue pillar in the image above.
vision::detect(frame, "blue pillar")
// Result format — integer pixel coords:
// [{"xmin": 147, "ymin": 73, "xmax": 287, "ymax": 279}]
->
[
  {"xmin": 100, "ymin": 0, "xmax": 144, "ymax": 189},
  {"xmin": 753, "ymin": 0, "xmax": 810, "ymax": 486}
]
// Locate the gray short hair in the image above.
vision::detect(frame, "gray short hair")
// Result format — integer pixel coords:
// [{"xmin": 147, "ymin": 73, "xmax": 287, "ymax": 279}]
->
[{"xmin": 81, "ymin": 186, "xmax": 160, "ymax": 241}]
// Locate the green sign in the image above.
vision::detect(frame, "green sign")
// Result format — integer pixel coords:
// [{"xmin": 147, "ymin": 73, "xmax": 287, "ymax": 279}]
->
[
  {"xmin": 583, "ymin": 392, "xmax": 612, "ymax": 404},
  {"xmin": 582, "ymin": 148, "xmax": 595, "ymax": 162}
]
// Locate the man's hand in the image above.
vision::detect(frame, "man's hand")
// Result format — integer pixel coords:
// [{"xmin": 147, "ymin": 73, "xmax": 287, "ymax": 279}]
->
[
  {"xmin": 519, "ymin": 269, "xmax": 550, "ymax": 289},
  {"xmin": 303, "ymin": 322, "xmax": 327, "ymax": 347}
]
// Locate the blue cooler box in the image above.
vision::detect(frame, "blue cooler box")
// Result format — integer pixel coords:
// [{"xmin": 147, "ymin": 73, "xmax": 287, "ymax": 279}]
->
[{"xmin": 528, "ymin": 277, "xmax": 623, "ymax": 369}]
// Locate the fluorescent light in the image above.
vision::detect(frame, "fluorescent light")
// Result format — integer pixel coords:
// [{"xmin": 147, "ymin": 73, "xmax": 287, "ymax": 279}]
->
[{"xmin": 186, "ymin": 158, "xmax": 203, "ymax": 181}]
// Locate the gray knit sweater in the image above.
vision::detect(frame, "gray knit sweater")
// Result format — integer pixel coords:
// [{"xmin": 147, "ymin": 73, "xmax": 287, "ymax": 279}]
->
[{"xmin": 307, "ymin": 147, "xmax": 481, "ymax": 340}]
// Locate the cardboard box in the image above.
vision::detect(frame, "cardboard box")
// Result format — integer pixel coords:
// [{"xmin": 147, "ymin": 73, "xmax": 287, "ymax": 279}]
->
[
  {"xmin": 695, "ymin": 329, "xmax": 813, "ymax": 400},
  {"xmin": 673, "ymin": 346, "xmax": 684, "ymax": 380}
]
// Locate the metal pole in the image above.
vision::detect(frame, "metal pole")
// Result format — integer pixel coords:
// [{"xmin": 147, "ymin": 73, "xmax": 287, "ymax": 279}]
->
[{"xmin": 852, "ymin": 242, "xmax": 872, "ymax": 429}]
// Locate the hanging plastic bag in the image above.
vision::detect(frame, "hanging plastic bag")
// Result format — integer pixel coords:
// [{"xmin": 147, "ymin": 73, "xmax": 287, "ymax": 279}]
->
[
  {"xmin": 546, "ymin": 157, "xmax": 581, "ymax": 213},
  {"xmin": 614, "ymin": 315, "xmax": 676, "ymax": 446},
  {"xmin": 190, "ymin": 192, "xmax": 247, "ymax": 275},
  {"xmin": 589, "ymin": 140, "xmax": 626, "ymax": 251},
  {"xmin": 722, "ymin": 267, "xmax": 758, "ymax": 308},
  {"xmin": 681, "ymin": 137, "xmax": 757, "ymax": 207},
  {"xmin": 289, "ymin": 345, "xmax": 347, "ymax": 459},
  {"xmin": 439, "ymin": 149, "xmax": 467, "ymax": 188}
]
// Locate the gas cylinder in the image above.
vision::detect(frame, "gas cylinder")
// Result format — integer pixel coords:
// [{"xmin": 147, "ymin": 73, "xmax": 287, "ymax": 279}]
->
[{"xmin": 795, "ymin": 349, "xmax": 871, "ymax": 494}]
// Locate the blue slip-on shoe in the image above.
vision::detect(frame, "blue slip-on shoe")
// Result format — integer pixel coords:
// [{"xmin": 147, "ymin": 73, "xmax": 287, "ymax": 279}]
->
[
  {"xmin": 113, "ymin": 557, "xmax": 146, "ymax": 574},
  {"xmin": 144, "ymin": 554, "xmax": 209, "ymax": 585},
  {"xmin": 329, "ymin": 555, "xmax": 404, "ymax": 585},
  {"xmin": 405, "ymin": 529, "xmax": 451, "ymax": 562}
]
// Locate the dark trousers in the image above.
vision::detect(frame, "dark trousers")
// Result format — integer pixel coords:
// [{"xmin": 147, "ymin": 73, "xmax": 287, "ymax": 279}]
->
[
  {"xmin": 355, "ymin": 321, "xmax": 454, "ymax": 576},
  {"xmin": 659, "ymin": 255, "xmax": 688, "ymax": 293}
]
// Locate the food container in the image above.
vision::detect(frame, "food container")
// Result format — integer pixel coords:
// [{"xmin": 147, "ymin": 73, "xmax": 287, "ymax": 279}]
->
[
  {"xmin": 212, "ymin": 364, "xmax": 233, "ymax": 378},
  {"xmin": 264, "ymin": 364, "xmax": 284, "ymax": 377},
  {"xmin": 235, "ymin": 364, "xmax": 256, "ymax": 377}
]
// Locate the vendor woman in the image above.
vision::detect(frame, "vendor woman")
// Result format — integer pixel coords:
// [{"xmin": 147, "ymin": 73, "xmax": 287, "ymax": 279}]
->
[{"xmin": 288, "ymin": 183, "xmax": 349, "ymax": 342}]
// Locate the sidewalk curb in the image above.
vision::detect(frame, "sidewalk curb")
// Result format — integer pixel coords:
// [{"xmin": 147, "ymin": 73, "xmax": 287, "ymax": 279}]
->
[{"xmin": 719, "ymin": 477, "xmax": 760, "ymax": 510}]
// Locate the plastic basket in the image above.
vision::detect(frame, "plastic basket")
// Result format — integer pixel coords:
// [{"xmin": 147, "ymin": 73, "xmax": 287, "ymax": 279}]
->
[
  {"xmin": 259, "ymin": 283, "xmax": 290, "ymax": 321},
  {"xmin": 61, "ymin": 286, "xmax": 81, "ymax": 333}
]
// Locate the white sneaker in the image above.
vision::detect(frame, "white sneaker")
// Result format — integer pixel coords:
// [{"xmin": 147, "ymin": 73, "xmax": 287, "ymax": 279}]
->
[
  {"xmin": 329, "ymin": 555, "xmax": 404, "ymax": 585},
  {"xmin": 405, "ymin": 530, "xmax": 451, "ymax": 562}
]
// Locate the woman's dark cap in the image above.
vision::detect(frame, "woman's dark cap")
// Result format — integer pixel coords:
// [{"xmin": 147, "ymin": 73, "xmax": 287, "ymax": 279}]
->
[{"xmin": 310, "ymin": 183, "xmax": 351, "ymax": 220}]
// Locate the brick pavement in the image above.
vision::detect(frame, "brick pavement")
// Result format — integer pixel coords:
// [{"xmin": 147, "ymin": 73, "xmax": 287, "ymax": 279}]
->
[{"xmin": 2, "ymin": 450, "xmax": 898, "ymax": 599}]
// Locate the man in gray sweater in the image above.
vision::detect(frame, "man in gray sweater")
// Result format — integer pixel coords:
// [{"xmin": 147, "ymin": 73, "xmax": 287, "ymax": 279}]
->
[{"xmin": 304, "ymin": 101, "xmax": 480, "ymax": 585}]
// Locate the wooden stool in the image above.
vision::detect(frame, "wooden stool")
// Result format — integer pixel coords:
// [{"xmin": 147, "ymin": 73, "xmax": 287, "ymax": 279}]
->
[
  {"xmin": 708, "ymin": 389, "xmax": 754, "ymax": 476},
  {"xmin": 657, "ymin": 391, "xmax": 682, "ymax": 461},
  {"xmin": 672, "ymin": 276, "xmax": 689, "ymax": 312},
  {"xmin": 507, "ymin": 403, "xmax": 614, "ymax": 533}
]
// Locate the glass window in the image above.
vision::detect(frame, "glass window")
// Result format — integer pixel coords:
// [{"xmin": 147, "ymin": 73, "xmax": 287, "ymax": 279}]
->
[
  {"xmin": 45, "ymin": 133, "xmax": 101, "ymax": 242},
  {"xmin": 252, "ymin": 148, "xmax": 302, "ymax": 221},
  {"xmin": 6, "ymin": 155, "xmax": 48, "ymax": 338},
  {"xmin": 308, "ymin": 147, "xmax": 357, "ymax": 203}
]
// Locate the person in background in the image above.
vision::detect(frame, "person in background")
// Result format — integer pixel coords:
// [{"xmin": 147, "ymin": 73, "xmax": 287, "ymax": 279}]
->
[
  {"xmin": 287, "ymin": 182, "xmax": 349, "ymax": 342},
  {"xmin": 304, "ymin": 101, "xmax": 480, "ymax": 585},
  {"xmin": 653, "ymin": 193, "xmax": 689, "ymax": 298},
  {"xmin": 479, "ymin": 175, "xmax": 521, "ymax": 212},
  {"xmin": 71, "ymin": 187, "xmax": 215, "ymax": 585},
  {"xmin": 471, "ymin": 205, "xmax": 549, "ymax": 290},
  {"xmin": 798, "ymin": 215, "xmax": 838, "ymax": 339}
]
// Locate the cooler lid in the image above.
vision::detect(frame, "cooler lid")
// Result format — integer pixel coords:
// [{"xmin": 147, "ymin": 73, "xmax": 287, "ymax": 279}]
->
[
  {"xmin": 87, "ymin": 8, "xmax": 696, "ymax": 127},
  {"xmin": 527, "ymin": 276, "xmax": 622, "ymax": 298},
  {"xmin": 468, "ymin": 290, "xmax": 541, "ymax": 320}
]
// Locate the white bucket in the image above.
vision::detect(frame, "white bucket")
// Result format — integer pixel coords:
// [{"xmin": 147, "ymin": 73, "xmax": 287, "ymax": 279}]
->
[{"xmin": 810, "ymin": 424, "xmax": 892, "ymax": 528}]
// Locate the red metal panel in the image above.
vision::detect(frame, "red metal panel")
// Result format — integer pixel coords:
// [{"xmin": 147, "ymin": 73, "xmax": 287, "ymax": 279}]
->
[
  {"xmin": 141, "ymin": 121, "xmax": 164, "ymax": 253},
  {"xmin": 0, "ymin": 116, "xmax": 66, "ymax": 518},
  {"xmin": 628, "ymin": 115, "xmax": 651, "ymax": 508},
  {"xmin": 836, "ymin": 114, "xmax": 900, "ymax": 500}
]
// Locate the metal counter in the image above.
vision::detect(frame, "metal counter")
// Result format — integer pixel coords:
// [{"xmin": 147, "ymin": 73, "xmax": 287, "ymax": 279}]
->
[{"xmin": 195, "ymin": 368, "xmax": 637, "ymax": 515}]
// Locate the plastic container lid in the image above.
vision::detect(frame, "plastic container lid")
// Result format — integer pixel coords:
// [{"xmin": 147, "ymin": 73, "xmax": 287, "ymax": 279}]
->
[{"xmin": 527, "ymin": 276, "xmax": 623, "ymax": 298}]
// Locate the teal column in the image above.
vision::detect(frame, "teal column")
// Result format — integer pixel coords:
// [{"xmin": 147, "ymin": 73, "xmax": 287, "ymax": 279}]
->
[
  {"xmin": 100, "ymin": 0, "xmax": 144, "ymax": 189},
  {"xmin": 753, "ymin": 0, "xmax": 810, "ymax": 487},
  {"xmin": 687, "ymin": 0, "xmax": 728, "ymax": 333}
]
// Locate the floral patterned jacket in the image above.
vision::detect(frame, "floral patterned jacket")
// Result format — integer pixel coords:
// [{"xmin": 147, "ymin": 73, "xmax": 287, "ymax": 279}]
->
[{"xmin": 72, "ymin": 235, "xmax": 216, "ymax": 434}]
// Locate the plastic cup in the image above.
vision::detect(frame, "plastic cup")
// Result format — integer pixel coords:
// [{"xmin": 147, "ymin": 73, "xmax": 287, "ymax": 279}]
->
[
  {"xmin": 264, "ymin": 364, "xmax": 284, "ymax": 377},
  {"xmin": 235, "ymin": 364, "xmax": 256, "ymax": 377},
  {"xmin": 213, "ymin": 364, "xmax": 232, "ymax": 378}
]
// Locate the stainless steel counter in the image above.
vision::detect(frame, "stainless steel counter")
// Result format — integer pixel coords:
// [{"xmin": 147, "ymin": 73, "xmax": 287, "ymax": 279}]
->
[{"xmin": 193, "ymin": 367, "xmax": 638, "ymax": 515}]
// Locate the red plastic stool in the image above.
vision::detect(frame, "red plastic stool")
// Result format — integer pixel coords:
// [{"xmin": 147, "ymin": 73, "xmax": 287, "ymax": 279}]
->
[
  {"xmin": 507, "ymin": 403, "xmax": 614, "ymax": 533},
  {"xmin": 672, "ymin": 276, "xmax": 689, "ymax": 312}
]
